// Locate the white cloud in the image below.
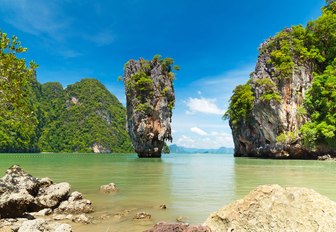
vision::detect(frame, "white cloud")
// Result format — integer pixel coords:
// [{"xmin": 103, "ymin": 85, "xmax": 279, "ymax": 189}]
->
[
  {"xmin": 185, "ymin": 97, "xmax": 225, "ymax": 115},
  {"xmin": 1, "ymin": 0, "xmax": 68, "ymax": 39},
  {"xmin": 176, "ymin": 135, "xmax": 195, "ymax": 147},
  {"xmin": 190, "ymin": 127, "xmax": 208, "ymax": 136}
]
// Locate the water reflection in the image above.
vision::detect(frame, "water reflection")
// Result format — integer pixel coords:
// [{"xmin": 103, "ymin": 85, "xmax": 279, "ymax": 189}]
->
[{"xmin": 234, "ymin": 157, "xmax": 336, "ymax": 200}]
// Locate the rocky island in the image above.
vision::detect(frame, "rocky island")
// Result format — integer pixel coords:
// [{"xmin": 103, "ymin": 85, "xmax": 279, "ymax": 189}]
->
[
  {"xmin": 225, "ymin": 2, "xmax": 336, "ymax": 159},
  {"xmin": 123, "ymin": 56, "xmax": 178, "ymax": 158}
]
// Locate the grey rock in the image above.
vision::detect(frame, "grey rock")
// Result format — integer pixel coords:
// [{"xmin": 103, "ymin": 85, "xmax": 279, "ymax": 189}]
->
[
  {"xmin": 123, "ymin": 58, "xmax": 175, "ymax": 158},
  {"xmin": 100, "ymin": 183, "xmax": 118, "ymax": 193},
  {"xmin": 0, "ymin": 165, "xmax": 93, "ymax": 219},
  {"xmin": 71, "ymin": 214, "xmax": 91, "ymax": 224},
  {"xmin": 204, "ymin": 184, "xmax": 336, "ymax": 232},
  {"xmin": 55, "ymin": 194, "xmax": 93, "ymax": 214},
  {"xmin": 36, "ymin": 183, "xmax": 70, "ymax": 208},
  {"xmin": 1, "ymin": 165, "xmax": 40, "ymax": 196},
  {"xmin": 0, "ymin": 189, "xmax": 35, "ymax": 218}
]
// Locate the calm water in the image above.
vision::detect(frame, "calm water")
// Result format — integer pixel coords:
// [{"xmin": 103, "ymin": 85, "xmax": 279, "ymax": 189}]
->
[{"xmin": 1, "ymin": 153, "xmax": 336, "ymax": 231}]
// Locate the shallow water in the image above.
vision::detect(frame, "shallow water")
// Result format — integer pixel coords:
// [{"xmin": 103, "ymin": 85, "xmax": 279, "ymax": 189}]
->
[{"xmin": 1, "ymin": 153, "xmax": 336, "ymax": 231}]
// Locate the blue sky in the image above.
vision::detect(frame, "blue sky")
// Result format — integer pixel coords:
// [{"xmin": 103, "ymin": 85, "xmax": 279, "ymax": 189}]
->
[{"xmin": 0, "ymin": 0, "xmax": 324, "ymax": 149}]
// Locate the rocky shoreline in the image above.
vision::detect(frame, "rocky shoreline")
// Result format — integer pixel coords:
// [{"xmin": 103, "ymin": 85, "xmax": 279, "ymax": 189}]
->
[{"xmin": 1, "ymin": 165, "xmax": 336, "ymax": 232}]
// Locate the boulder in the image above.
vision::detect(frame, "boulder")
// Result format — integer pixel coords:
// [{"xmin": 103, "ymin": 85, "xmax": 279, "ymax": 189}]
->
[
  {"xmin": 55, "ymin": 192, "xmax": 93, "ymax": 214},
  {"xmin": 204, "ymin": 185, "xmax": 336, "ymax": 232},
  {"xmin": 1, "ymin": 165, "xmax": 40, "ymax": 196},
  {"xmin": 36, "ymin": 183, "xmax": 70, "ymax": 208},
  {"xmin": 0, "ymin": 165, "xmax": 93, "ymax": 219},
  {"xmin": 100, "ymin": 183, "xmax": 118, "ymax": 193},
  {"xmin": 145, "ymin": 222, "xmax": 211, "ymax": 232},
  {"xmin": 0, "ymin": 189, "xmax": 35, "ymax": 218}
]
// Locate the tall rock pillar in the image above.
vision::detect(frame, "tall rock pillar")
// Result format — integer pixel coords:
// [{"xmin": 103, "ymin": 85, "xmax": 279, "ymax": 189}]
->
[{"xmin": 123, "ymin": 56, "xmax": 177, "ymax": 158}]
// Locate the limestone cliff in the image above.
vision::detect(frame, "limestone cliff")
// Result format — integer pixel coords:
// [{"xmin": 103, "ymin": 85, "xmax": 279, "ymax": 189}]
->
[
  {"xmin": 123, "ymin": 56, "xmax": 176, "ymax": 158},
  {"xmin": 227, "ymin": 14, "xmax": 336, "ymax": 158},
  {"xmin": 230, "ymin": 33, "xmax": 313, "ymax": 158}
]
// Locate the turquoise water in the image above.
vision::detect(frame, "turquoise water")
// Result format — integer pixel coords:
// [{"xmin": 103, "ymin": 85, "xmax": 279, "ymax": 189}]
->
[{"xmin": 0, "ymin": 153, "xmax": 335, "ymax": 231}]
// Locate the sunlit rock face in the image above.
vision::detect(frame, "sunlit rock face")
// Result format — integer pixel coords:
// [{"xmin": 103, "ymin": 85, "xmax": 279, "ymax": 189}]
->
[
  {"xmin": 230, "ymin": 33, "xmax": 313, "ymax": 159},
  {"xmin": 123, "ymin": 57, "xmax": 175, "ymax": 158}
]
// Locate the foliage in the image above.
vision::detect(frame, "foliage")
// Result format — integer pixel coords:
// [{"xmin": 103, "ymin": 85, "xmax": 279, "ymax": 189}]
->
[
  {"xmin": 162, "ymin": 142, "xmax": 170, "ymax": 154},
  {"xmin": 276, "ymin": 131, "xmax": 298, "ymax": 145},
  {"xmin": 0, "ymin": 31, "xmax": 39, "ymax": 152},
  {"xmin": 254, "ymin": 78, "xmax": 281, "ymax": 103},
  {"xmin": 224, "ymin": 84, "xmax": 254, "ymax": 128},
  {"xmin": 124, "ymin": 55, "xmax": 178, "ymax": 114},
  {"xmin": 301, "ymin": 60, "xmax": 336, "ymax": 150},
  {"xmin": 38, "ymin": 79, "xmax": 133, "ymax": 153}
]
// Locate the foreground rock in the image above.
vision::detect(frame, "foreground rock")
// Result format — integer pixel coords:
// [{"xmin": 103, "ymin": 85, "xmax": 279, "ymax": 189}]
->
[
  {"xmin": 123, "ymin": 56, "xmax": 177, "ymax": 158},
  {"xmin": 0, "ymin": 165, "xmax": 93, "ymax": 230},
  {"xmin": 204, "ymin": 185, "xmax": 336, "ymax": 232},
  {"xmin": 18, "ymin": 219, "xmax": 72, "ymax": 232},
  {"xmin": 145, "ymin": 222, "xmax": 210, "ymax": 232}
]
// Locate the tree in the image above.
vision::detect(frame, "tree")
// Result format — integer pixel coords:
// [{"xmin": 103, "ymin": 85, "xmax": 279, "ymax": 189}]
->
[{"xmin": 0, "ymin": 31, "xmax": 39, "ymax": 152}]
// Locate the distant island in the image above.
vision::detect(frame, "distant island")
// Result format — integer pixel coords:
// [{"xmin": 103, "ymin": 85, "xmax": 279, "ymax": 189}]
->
[{"xmin": 169, "ymin": 144, "xmax": 234, "ymax": 154}]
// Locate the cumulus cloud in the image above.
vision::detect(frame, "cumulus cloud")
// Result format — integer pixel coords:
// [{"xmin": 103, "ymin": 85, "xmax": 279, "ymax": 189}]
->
[
  {"xmin": 190, "ymin": 127, "xmax": 208, "ymax": 136},
  {"xmin": 175, "ymin": 131, "xmax": 233, "ymax": 149},
  {"xmin": 185, "ymin": 97, "xmax": 225, "ymax": 115}
]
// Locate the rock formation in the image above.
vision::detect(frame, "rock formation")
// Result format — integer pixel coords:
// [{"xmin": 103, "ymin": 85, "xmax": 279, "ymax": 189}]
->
[
  {"xmin": 123, "ymin": 56, "xmax": 176, "ymax": 158},
  {"xmin": 204, "ymin": 185, "xmax": 336, "ymax": 232},
  {"xmin": 0, "ymin": 165, "xmax": 93, "ymax": 231},
  {"xmin": 229, "ymin": 34, "xmax": 312, "ymax": 158},
  {"xmin": 226, "ymin": 4, "xmax": 336, "ymax": 158}
]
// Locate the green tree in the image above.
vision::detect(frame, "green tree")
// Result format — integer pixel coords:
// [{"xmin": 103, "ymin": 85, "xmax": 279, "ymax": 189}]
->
[
  {"xmin": 301, "ymin": 60, "xmax": 336, "ymax": 149},
  {"xmin": 224, "ymin": 84, "xmax": 254, "ymax": 129},
  {"xmin": 0, "ymin": 31, "xmax": 39, "ymax": 152}
]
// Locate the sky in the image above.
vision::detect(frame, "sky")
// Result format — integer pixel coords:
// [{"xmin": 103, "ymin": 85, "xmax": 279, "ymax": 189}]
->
[{"xmin": 0, "ymin": 0, "xmax": 325, "ymax": 149}]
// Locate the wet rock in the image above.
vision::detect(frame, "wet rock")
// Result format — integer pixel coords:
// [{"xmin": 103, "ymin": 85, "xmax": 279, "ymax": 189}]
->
[
  {"xmin": 204, "ymin": 184, "xmax": 336, "ymax": 232},
  {"xmin": 176, "ymin": 216, "xmax": 188, "ymax": 223},
  {"xmin": 55, "ymin": 192, "xmax": 93, "ymax": 214},
  {"xmin": 71, "ymin": 214, "xmax": 91, "ymax": 224},
  {"xmin": 159, "ymin": 204, "xmax": 167, "ymax": 210},
  {"xmin": 145, "ymin": 222, "xmax": 211, "ymax": 232},
  {"xmin": 133, "ymin": 212, "xmax": 151, "ymax": 220},
  {"xmin": 100, "ymin": 183, "xmax": 118, "ymax": 193},
  {"xmin": 36, "ymin": 183, "xmax": 70, "ymax": 208},
  {"xmin": 123, "ymin": 57, "xmax": 176, "ymax": 158}
]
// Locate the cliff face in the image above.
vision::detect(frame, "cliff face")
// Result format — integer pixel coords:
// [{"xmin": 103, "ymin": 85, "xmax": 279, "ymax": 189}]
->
[
  {"xmin": 227, "ymin": 3, "xmax": 336, "ymax": 159},
  {"xmin": 124, "ymin": 57, "xmax": 176, "ymax": 158},
  {"xmin": 232, "ymin": 37, "xmax": 313, "ymax": 158}
]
